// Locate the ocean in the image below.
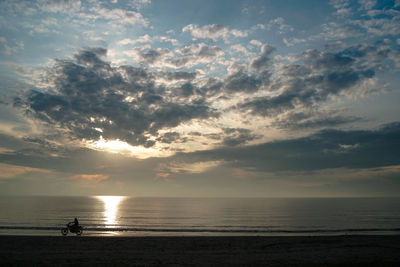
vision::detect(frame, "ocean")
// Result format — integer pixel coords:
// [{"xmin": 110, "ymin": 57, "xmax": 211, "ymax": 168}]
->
[{"xmin": 0, "ymin": 196, "xmax": 400, "ymax": 236}]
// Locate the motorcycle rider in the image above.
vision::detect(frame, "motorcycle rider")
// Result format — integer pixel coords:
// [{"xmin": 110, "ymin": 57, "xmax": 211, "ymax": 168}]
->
[
  {"xmin": 69, "ymin": 217, "xmax": 79, "ymax": 231},
  {"xmin": 62, "ymin": 217, "xmax": 82, "ymax": 235},
  {"xmin": 74, "ymin": 217, "xmax": 79, "ymax": 227}
]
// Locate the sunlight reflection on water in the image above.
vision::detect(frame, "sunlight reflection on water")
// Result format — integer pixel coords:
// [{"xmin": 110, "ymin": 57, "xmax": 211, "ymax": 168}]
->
[{"xmin": 95, "ymin": 196, "xmax": 126, "ymax": 227}]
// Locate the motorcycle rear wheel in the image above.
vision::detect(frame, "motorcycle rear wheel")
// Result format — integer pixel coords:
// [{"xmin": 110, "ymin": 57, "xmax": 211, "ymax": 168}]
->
[
  {"xmin": 61, "ymin": 228, "xmax": 68, "ymax": 236},
  {"xmin": 76, "ymin": 228, "xmax": 82, "ymax": 235}
]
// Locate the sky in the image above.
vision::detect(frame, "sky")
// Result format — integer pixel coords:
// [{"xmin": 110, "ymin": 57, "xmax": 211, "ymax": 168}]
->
[{"xmin": 0, "ymin": 0, "xmax": 400, "ymax": 197}]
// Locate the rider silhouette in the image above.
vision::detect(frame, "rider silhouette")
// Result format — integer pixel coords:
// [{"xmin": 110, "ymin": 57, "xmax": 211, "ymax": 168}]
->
[{"xmin": 69, "ymin": 217, "xmax": 79, "ymax": 230}]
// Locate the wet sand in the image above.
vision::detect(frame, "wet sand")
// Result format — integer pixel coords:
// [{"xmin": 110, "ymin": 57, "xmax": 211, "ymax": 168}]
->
[{"xmin": 1, "ymin": 235, "xmax": 400, "ymax": 266}]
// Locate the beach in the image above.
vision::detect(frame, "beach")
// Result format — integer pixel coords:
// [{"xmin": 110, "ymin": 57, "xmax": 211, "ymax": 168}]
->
[{"xmin": 1, "ymin": 235, "xmax": 400, "ymax": 266}]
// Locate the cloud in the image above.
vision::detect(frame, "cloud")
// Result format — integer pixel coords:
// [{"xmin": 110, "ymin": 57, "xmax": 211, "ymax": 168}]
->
[
  {"xmin": 135, "ymin": 47, "xmax": 172, "ymax": 65},
  {"xmin": 250, "ymin": 40, "xmax": 262, "ymax": 46},
  {"xmin": 350, "ymin": 17, "xmax": 400, "ymax": 36},
  {"xmin": 230, "ymin": 29, "xmax": 248, "ymax": 38},
  {"xmin": 0, "ymin": 163, "xmax": 51, "ymax": 179},
  {"xmin": 177, "ymin": 43, "xmax": 224, "ymax": 58},
  {"xmin": 330, "ymin": 0, "xmax": 352, "ymax": 17},
  {"xmin": 358, "ymin": 0, "xmax": 376, "ymax": 10},
  {"xmin": 15, "ymin": 48, "xmax": 218, "ymax": 148},
  {"xmin": 156, "ymin": 36, "xmax": 179, "ymax": 46},
  {"xmin": 0, "ymin": 37, "xmax": 24, "ymax": 56},
  {"xmin": 156, "ymin": 132, "xmax": 182, "ymax": 144},
  {"xmin": 230, "ymin": 44, "xmax": 250, "ymax": 55},
  {"xmin": 37, "ymin": 0, "xmax": 81, "ymax": 14},
  {"xmin": 266, "ymin": 17, "xmax": 294, "ymax": 33},
  {"xmin": 117, "ymin": 34, "xmax": 152, "ymax": 45},
  {"xmin": 10, "ymin": 30, "xmax": 399, "ymax": 159},
  {"xmin": 317, "ymin": 22, "xmax": 361, "ymax": 40},
  {"xmin": 159, "ymin": 71, "xmax": 197, "ymax": 81},
  {"xmin": 155, "ymin": 172, "xmax": 174, "ymax": 183},
  {"xmin": 90, "ymin": 6, "xmax": 149, "ymax": 27},
  {"xmin": 303, "ymin": 49, "xmax": 355, "ymax": 70},
  {"xmin": 82, "ymin": 30, "xmax": 106, "ymax": 42},
  {"xmin": 42, "ymin": 17, "xmax": 58, "ymax": 26},
  {"xmin": 273, "ymin": 110, "xmax": 362, "ymax": 130},
  {"xmin": 251, "ymin": 24, "xmax": 266, "ymax": 31},
  {"xmin": 238, "ymin": 44, "xmax": 386, "ymax": 117},
  {"xmin": 166, "ymin": 160, "xmax": 223, "ymax": 174},
  {"xmin": 182, "ymin": 24, "xmax": 248, "ymax": 42},
  {"xmin": 221, "ymin": 128, "xmax": 260, "ymax": 146},
  {"xmin": 223, "ymin": 70, "xmax": 266, "ymax": 93},
  {"xmin": 176, "ymin": 122, "xmax": 400, "ymax": 172},
  {"xmin": 164, "ymin": 43, "xmax": 224, "ymax": 69},
  {"xmin": 69, "ymin": 174, "xmax": 109, "ymax": 182},
  {"xmin": 0, "ymin": 0, "xmax": 37, "ymax": 16},
  {"xmin": 232, "ymin": 168, "xmax": 255, "ymax": 179},
  {"xmin": 183, "ymin": 24, "xmax": 228, "ymax": 41},
  {"xmin": 324, "ymin": 2, "xmax": 400, "ymax": 39},
  {"xmin": 128, "ymin": 0, "xmax": 151, "ymax": 10},
  {"xmin": 283, "ymin": 37, "xmax": 306, "ymax": 47},
  {"xmin": 250, "ymin": 44, "xmax": 276, "ymax": 70}
]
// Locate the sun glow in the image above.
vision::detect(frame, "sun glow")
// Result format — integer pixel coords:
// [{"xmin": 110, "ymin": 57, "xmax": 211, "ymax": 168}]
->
[
  {"xmin": 86, "ymin": 136, "xmax": 172, "ymax": 159},
  {"xmin": 95, "ymin": 196, "xmax": 126, "ymax": 227}
]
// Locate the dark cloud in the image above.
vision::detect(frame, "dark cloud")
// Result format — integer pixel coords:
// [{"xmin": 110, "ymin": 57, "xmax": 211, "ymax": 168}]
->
[
  {"xmin": 224, "ymin": 70, "xmax": 266, "ymax": 93},
  {"xmin": 120, "ymin": 65, "xmax": 152, "ymax": 79},
  {"xmin": 166, "ymin": 57, "xmax": 191, "ymax": 68},
  {"xmin": 160, "ymin": 71, "xmax": 197, "ymax": 81},
  {"xmin": 176, "ymin": 122, "xmax": 400, "ymax": 172},
  {"xmin": 219, "ymin": 44, "xmax": 274, "ymax": 94},
  {"xmin": 303, "ymin": 49, "xmax": 354, "ymax": 71},
  {"xmin": 197, "ymin": 45, "xmax": 223, "ymax": 58},
  {"xmin": 199, "ymin": 78, "xmax": 223, "ymax": 96},
  {"xmin": 177, "ymin": 82, "xmax": 196, "ymax": 97},
  {"xmin": 15, "ymin": 48, "xmax": 218, "ymax": 147},
  {"xmin": 11, "ymin": 41, "xmax": 395, "ymax": 153},
  {"xmin": 167, "ymin": 44, "xmax": 224, "ymax": 68},
  {"xmin": 0, "ymin": 133, "xmax": 27, "ymax": 151},
  {"xmin": 239, "ymin": 44, "xmax": 384, "ymax": 117},
  {"xmin": 204, "ymin": 133, "xmax": 222, "ymax": 140},
  {"xmin": 183, "ymin": 127, "xmax": 259, "ymax": 146},
  {"xmin": 137, "ymin": 48, "xmax": 170, "ymax": 65},
  {"xmin": 250, "ymin": 44, "xmax": 276, "ymax": 71},
  {"xmin": 273, "ymin": 111, "xmax": 362, "ymax": 130},
  {"xmin": 74, "ymin": 47, "xmax": 108, "ymax": 67},
  {"xmin": 280, "ymin": 64, "xmax": 311, "ymax": 76},
  {"xmin": 340, "ymin": 43, "xmax": 390, "ymax": 61},
  {"xmin": 238, "ymin": 88, "xmax": 301, "ymax": 116},
  {"xmin": 156, "ymin": 132, "xmax": 182, "ymax": 144},
  {"xmin": 221, "ymin": 128, "xmax": 259, "ymax": 146}
]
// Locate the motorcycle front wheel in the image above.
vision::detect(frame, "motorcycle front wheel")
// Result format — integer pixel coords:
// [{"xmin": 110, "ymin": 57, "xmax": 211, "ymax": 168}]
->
[{"xmin": 61, "ymin": 228, "xmax": 68, "ymax": 236}]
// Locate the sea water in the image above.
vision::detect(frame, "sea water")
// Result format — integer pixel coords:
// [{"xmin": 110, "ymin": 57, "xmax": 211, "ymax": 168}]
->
[{"xmin": 0, "ymin": 196, "xmax": 399, "ymax": 236}]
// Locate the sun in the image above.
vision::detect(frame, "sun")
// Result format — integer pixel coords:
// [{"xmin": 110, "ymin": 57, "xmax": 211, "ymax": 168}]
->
[{"xmin": 85, "ymin": 136, "xmax": 172, "ymax": 159}]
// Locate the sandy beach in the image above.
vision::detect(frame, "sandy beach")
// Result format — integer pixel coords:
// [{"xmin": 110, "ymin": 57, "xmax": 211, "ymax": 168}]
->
[{"xmin": 1, "ymin": 235, "xmax": 400, "ymax": 266}]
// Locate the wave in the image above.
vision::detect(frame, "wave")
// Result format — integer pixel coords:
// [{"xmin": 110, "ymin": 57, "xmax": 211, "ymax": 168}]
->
[{"xmin": 1, "ymin": 226, "xmax": 400, "ymax": 234}]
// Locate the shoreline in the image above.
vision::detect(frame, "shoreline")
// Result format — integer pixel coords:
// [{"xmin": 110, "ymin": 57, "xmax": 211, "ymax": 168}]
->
[
  {"xmin": 1, "ymin": 235, "xmax": 400, "ymax": 266},
  {"xmin": 2, "ymin": 225, "xmax": 400, "ymax": 237}
]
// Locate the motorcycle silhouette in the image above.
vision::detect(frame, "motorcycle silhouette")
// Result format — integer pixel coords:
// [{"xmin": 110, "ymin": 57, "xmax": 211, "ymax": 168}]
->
[{"xmin": 61, "ymin": 222, "xmax": 83, "ymax": 236}]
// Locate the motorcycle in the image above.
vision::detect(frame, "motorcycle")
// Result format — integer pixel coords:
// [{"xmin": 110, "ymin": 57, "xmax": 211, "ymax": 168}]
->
[{"xmin": 61, "ymin": 222, "xmax": 83, "ymax": 236}]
